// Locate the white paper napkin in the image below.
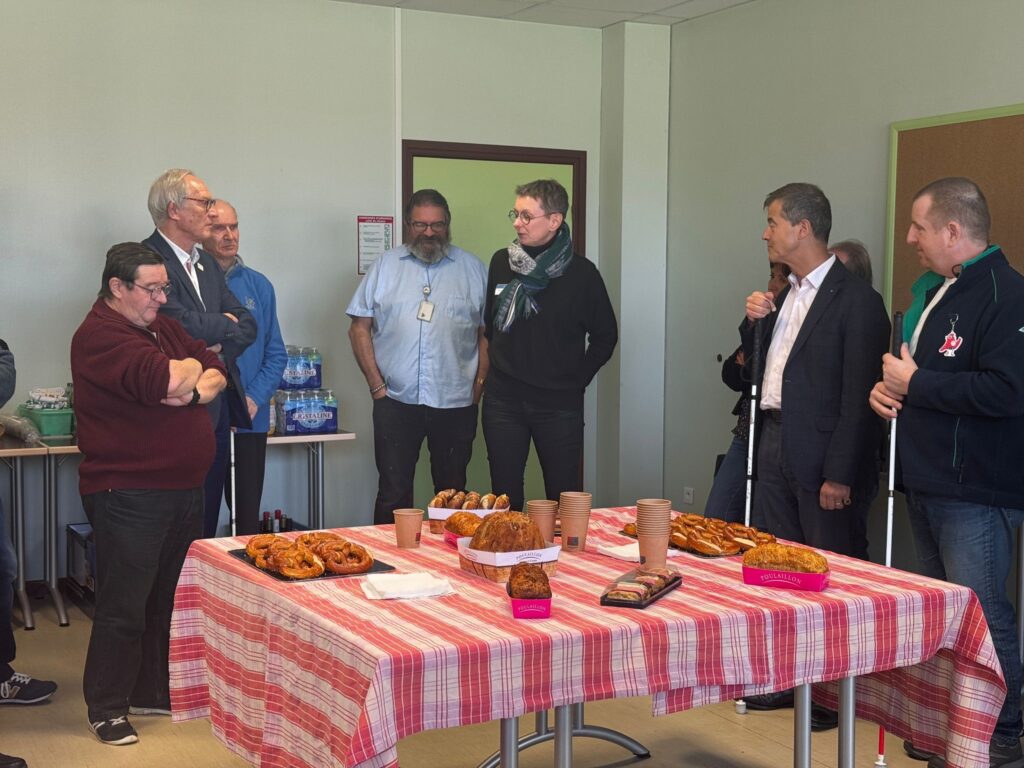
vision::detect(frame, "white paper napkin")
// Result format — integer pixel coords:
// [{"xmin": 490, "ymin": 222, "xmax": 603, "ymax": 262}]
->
[
  {"xmin": 596, "ymin": 542, "xmax": 684, "ymax": 562},
  {"xmin": 360, "ymin": 572, "xmax": 456, "ymax": 600}
]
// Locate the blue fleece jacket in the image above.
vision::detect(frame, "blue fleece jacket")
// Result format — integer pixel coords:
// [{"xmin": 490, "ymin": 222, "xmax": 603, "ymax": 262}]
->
[{"xmin": 223, "ymin": 257, "xmax": 287, "ymax": 433}]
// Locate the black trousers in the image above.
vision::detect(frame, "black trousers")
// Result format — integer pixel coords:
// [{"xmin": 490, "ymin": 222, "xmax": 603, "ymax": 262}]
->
[
  {"xmin": 224, "ymin": 431, "xmax": 269, "ymax": 536},
  {"xmin": 481, "ymin": 393, "xmax": 584, "ymax": 514},
  {"xmin": 202, "ymin": 395, "xmax": 230, "ymax": 537},
  {"xmin": 753, "ymin": 418, "xmax": 871, "ymax": 559},
  {"xmin": 0, "ymin": 497, "xmax": 16, "ymax": 682},
  {"xmin": 82, "ymin": 487, "xmax": 202, "ymax": 721},
  {"xmin": 372, "ymin": 397, "xmax": 478, "ymax": 525}
]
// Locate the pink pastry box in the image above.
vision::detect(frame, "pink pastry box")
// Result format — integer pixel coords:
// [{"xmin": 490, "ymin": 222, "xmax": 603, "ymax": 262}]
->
[{"xmin": 741, "ymin": 565, "xmax": 829, "ymax": 592}]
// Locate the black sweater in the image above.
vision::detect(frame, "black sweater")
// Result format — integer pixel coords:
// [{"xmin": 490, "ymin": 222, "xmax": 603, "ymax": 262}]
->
[{"xmin": 484, "ymin": 249, "xmax": 618, "ymax": 409}]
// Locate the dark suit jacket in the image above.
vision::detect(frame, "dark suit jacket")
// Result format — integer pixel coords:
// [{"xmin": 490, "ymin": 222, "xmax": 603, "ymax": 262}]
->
[
  {"xmin": 741, "ymin": 259, "xmax": 889, "ymax": 493},
  {"xmin": 143, "ymin": 230, "xmax": 256, "ymax": 429}
]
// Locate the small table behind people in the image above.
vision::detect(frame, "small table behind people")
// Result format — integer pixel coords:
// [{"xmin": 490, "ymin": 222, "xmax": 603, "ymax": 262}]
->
[{"xmin": 169, "ymin": 508, "xmax": 1004, "ymax": 768}]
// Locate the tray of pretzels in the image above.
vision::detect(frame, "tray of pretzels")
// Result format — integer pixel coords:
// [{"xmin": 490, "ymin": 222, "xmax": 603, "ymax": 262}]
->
[
  {"xmin": 232, "ymin": 531, "xmax": 394, "ymax": 581},
  {"xmin": 621, "ymin": 513, "xmax": 775, "ymax": 558},
  {"xmin": 427, "ymin": 489, "xmax": 511, "ymax": 533}
]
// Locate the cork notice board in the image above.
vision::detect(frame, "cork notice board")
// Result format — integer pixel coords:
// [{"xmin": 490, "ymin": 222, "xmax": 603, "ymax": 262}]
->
[{"xmin": 886, "ymin": 105, "xmax": 1024, "ymax": 312}]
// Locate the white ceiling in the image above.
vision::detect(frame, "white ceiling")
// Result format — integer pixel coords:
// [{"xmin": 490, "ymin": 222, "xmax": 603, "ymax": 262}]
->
[{"xmin": 337, "ymin": 0, "xmax": 757, "ymax": 28}]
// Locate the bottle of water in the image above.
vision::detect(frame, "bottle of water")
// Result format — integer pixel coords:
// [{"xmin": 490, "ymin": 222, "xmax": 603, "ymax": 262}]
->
[
  {"xmin": 308, "ymin": 346, "xmax": 322, "ymax": 388},
  {"xmin": 323, "ymin": 389, "xmax": 338, "ymax": 433}
]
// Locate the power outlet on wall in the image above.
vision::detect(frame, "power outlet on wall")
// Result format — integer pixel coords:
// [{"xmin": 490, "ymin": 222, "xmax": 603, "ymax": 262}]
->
[{"xmin": 683, "ymin": 487, "xmax": 694, "ymax": 505}]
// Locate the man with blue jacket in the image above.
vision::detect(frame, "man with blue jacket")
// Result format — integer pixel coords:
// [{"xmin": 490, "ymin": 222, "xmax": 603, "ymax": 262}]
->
[
  {"xmin": 203, "ymin": 201, "xmax": 287, "ymax": 535},
  {"xmin": 871, "ymin": 177, "xmax": 1024, "ymax": 768}
]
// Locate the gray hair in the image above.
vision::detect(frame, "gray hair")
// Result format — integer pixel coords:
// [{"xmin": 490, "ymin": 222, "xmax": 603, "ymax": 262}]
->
[
  {"xmin": 147, "ymin": 168, "xmax": 194, "ymax": 225},
  {"xmin": 830, "ymin": 239, "xmax": 873, "ymax": 283},
  {"xmin": 764, "ymin": 183, "xmax": 831, "ymax": 244},
  {"xmin": 914, "ymin": 177, "xmax": 990, "ymax": 243}
]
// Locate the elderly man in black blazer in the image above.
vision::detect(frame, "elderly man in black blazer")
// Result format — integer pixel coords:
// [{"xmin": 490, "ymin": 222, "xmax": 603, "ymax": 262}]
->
[{"xmin": 143, "ymin": 169, "xmax": 256, "ymax": 537}]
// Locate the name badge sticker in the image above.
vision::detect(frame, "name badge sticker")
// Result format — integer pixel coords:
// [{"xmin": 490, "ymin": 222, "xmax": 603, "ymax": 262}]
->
[{"xmin": 417, "ymin": 300, "xmax": 435, "ymax": 322}]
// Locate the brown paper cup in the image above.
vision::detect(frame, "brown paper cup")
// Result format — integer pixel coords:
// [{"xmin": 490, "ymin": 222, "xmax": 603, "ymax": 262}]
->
[
  {"xmin": 637, "ymin": 531, "xmax": 669, "ymax": 567},
  {"xmin": 529, "ymin": 510, "xmax": 556, "ymax": 543},
  {"xmin": 560, "ymin": 511, "xmax": 590, "ymax": 552},
  {"xmin": 393, "ymin": 508, "xmax": 424, "ymax": 548}
]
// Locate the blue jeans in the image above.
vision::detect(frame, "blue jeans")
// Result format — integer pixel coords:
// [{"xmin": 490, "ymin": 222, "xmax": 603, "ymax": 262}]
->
[
  {"xmin": 705, "ymin": 433, "xmax": 753, "ymax": 525},
  {"xmin": 0, "ymin": 497, "xmax": 16, "ymax": 680},
  {"xmin": 906, "ymin": 490, "xmax": 1024, "ymax": 743}
]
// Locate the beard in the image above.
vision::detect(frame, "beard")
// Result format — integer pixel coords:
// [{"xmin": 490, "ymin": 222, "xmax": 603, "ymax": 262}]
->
[{"xmin": 407, "ymin": 232, "xmax": 450, "ymax": 264}]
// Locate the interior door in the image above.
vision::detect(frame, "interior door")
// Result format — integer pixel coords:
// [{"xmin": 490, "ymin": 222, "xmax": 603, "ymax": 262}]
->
[{"xmin": 404, "ymin": 141, "xmax": 585, "ymax": 508}]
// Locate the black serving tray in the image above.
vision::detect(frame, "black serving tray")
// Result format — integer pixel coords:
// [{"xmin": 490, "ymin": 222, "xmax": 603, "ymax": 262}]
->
[
  {"xmin": 599, "ymin": 567, "xmax": 682, "ymax": 609},
  {"xmin": 228, "ymin": 548, "xmax": 395, "ymax": 581}
]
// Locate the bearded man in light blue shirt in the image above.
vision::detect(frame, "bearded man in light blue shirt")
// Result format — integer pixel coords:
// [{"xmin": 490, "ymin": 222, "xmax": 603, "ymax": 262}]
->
[{"xmin": 347, "ymin": 190, "xmax": 488, "ymax": 524}]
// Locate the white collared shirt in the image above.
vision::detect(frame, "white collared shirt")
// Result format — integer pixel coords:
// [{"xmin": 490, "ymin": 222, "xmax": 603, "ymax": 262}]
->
[
  {"xmin": 157, "ymin": 229, "xmax": 205, "ymax": 309},
  {"xmin": 760, "ymin": 255, "xmax": 836, "ymax": 410}
]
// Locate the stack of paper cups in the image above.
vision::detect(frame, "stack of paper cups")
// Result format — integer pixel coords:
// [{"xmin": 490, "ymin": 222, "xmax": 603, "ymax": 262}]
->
[
  {"xmin": 526, "ymin": 499, "xmax": 558, "ymax": 544},
  {"xmin": 559, "ymin": 491, "xmax": 592, "ymax": 552},
  {"xmin": 635, "ymin": 498, "xmax": 672, "ymax": 566}
]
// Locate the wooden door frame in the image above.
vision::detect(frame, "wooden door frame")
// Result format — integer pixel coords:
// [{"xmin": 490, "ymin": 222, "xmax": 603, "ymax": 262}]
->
[{"xmin": 401, "ymin": 139, "xmax": 587, "ymax": 256}]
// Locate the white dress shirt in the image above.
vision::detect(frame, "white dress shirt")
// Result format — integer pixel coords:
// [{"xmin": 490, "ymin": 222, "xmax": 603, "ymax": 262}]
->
[
  {"xmin": 157, "ymin": 229, "xmax": 205, "ymax": 309},
  {"xmin": 760, "ymin": 256, "xmax": 836, "ymax": 410}
]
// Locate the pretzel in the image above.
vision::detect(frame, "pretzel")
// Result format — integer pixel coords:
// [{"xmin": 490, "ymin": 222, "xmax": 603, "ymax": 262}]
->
[
  {"xmin": 246, "ymin": 534, "xmax": 283, "ymax": 563},
  {"xmin": 273, "ymin": 545, "xmax": 326, "ymax": 579},
  {"xmin": 297, "ymin": 531, "xmax": 343, "ymax": 550},
  {"xmin": 318, "ymin": 541, "xmax": 374, "ymax": 575}
]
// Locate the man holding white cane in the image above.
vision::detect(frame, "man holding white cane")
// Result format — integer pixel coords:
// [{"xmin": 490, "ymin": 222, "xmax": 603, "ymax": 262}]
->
[{"xmin": 870, "ymin": 177, "xmax": 1024, "ymax": 768}]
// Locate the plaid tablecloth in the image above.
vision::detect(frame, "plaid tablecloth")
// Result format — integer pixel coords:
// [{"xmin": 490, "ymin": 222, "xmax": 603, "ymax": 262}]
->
[{"xmin": 169, "ymin": 507, "xmax": 1004, "ymax": 768}]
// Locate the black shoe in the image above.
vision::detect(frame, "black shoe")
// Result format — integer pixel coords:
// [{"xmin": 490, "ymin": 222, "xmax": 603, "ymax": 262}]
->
[
  {"xmin": 90, "ymin": 715, "xmax": 139, "ymax": 746},
  {"xmin": 0, "ymin": 672, "xmax": 57, "ymax": 705},
  {"xmin": 904, "ymin": 740, "xmax": 936, "ymax": 761},
  {"xmin": 0, "ymin": 753, "xmax": 27, "ymax": 768},
  {"xmin": 810, "ymin": 705, "xmax": 838, "ymax": 732},
  {"xmin": 926, "ymin": 737, "xmax": 1024, "ymax": 768},
  {"xmin": 743, "ymin": 690, "xmax": 795, "ymax": 710}
]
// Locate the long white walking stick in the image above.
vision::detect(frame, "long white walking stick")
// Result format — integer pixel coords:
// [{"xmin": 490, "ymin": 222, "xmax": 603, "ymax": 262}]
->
[
  {"xmin": 229, "ymin": 429, "xmax": 238, "ymax": 537},
  {"xmin": 876, "ymin": 311, "xmax": 903, "ymax": 767},
  {"xmin": 737, "ymin": 320, "xmax": 763, "ymax": 715}
]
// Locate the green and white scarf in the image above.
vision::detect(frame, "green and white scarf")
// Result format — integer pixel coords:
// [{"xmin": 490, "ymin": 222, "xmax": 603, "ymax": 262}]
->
[{"xmin": 493, "ymin": 222, "xmax": 573, "ymax": 333}]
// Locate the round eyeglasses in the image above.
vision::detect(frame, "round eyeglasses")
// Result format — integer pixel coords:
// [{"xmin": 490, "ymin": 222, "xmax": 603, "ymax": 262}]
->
[{"xmin": 508, "ymin": 209, "xmax": 554, "ymax": 225}]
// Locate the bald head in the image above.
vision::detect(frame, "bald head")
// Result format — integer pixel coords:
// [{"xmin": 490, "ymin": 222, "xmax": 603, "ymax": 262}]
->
[{"xmin": 203, "ymin": 200, "xmax": 240, "ymax": 269}]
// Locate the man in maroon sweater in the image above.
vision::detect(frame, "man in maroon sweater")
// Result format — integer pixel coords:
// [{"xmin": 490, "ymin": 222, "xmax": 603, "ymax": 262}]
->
[{"xmin": 71, "ymin": 242, "xmax": 226, "ymax": 746}]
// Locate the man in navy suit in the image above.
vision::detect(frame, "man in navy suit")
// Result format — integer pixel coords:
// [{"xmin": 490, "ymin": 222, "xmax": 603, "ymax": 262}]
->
[
  {"xmin": 142, "ymin": 169, "xmax": 256, "ymax": 537},
  {"xmin": 742, "ymin": 182, "xmax": 889, "ymax": 559},
  {"xmin": 740, "ymin": 183, "xmax": 889, "ymax": 721}
]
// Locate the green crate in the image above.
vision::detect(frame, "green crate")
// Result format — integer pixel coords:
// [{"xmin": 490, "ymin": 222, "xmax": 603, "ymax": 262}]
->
[{"xmin": 17, "ymin": 404, "xmax": 73, "ymax": 436}]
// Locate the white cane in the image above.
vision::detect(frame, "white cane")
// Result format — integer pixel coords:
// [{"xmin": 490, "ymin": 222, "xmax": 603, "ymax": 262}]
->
[
  {"xmin": 229, "ymin": 428, "xmax": 238, "ymax": 537},
  {"xmin": 736, "ymin": 318, "xmax": 763, "ymax": 716},
  {"xmin": 876, "ymin": 310, "xmax": 903, "ymax": 768}
]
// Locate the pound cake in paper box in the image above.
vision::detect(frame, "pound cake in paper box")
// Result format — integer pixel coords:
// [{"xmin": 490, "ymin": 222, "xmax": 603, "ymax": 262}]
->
[
  {"xmin": 457, "ymin": 511, "xmax": 559, "ymax": 583},
  {"xmin": 427, "ymin": 489, "xmax": 510, "ymax": 533}
]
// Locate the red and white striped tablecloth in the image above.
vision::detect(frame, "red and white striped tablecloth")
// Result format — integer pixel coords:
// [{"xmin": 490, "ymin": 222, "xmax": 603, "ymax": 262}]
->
[{"xmin": 169, "ymin": 507, "xmax": 1003, "ymax": 768}]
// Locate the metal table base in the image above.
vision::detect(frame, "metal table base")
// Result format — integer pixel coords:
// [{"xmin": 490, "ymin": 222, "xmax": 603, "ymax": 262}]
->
[
  {"xmin": 479, "ymin": 703, "xmax": 650, "ymax": 768},
  {"xmin": 42, "ymin": 451, "xmax": 70, "ymax": 626},
  {"xmin": 2, "ymin": 455, "xmax": 34, "ymax": 629}
]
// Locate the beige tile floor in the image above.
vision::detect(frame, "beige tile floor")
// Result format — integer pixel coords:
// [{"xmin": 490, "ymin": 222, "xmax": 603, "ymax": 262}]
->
[{"xmin": 3, "ymin": 600, "xmax": 928, "ymax": 768}]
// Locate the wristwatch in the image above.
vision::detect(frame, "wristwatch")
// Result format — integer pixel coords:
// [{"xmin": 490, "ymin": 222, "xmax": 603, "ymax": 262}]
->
[{"xmin": 189, "ymin": 387, "xmax": 201, "ymax": 406}]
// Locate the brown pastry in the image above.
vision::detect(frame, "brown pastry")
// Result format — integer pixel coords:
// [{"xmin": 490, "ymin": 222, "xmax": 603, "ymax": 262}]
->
[
  {"xmin": 469, "ymin": 511, "xmax": 544, "ymax": 552},
  {"xmin": 492, "ymin": 494, "xmax": 511, "ymax": 511},
  {"xmin": 461, "ymin": 498, "xmax": 481, "ymax": 510},
  {"xmin": 444, "ymin": 511, "xmax": 483, "ymax": 537},
  {"xmin": 743, "ymin": 542, "xmax": 828, "ymax": 573},
  {"xmin": 446, "ymin": 491, "xmax": 467, "ymax": 509},
  {"xmin": 623, "ymin": 522, "xmax": 638, "ymax": 537},
  {"xmin": 465, "ymin": 491, "xmax": 482, "ymax": 502},
  {"xmin": 480, "ymin": 493, "xmax": 497, "ymax": 509},
  {"xmin": 508, "ymin": 563, "xmax": 552, "ymax": 599}
]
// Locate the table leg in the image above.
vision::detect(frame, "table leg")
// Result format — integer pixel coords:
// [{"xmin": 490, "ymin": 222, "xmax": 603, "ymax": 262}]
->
[
  {"xmin": 8, "ymin": 457, "xmax": 34, "ymax": 630},
  {"xmin": 499, "ymin": 717, "xmax": 519, "ymax": 768},
  {"xmin": 554, "ymin": 705, "xmax": 573, "ymax": 768},
  {"xmin": 793, "ymin": 683, "xmax": 811, "ymax": 768},
  {"xmin": 837, "ymin": 676, "xmax": 856, "ymax": 768},
  {"xmin": 44, "ymin": 454, "xmax": 70, "ymax": 626},
  {"xmin": 305, "ymin": 442, "xmax": 324, "ymax": 530},
  {"xmin": 315, "ymin": 442, "xmax": 325, "ymax": 530}
]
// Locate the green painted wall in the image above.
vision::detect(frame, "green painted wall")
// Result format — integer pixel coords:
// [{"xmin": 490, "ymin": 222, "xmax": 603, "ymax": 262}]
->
[{"xmin": 411, "ymin": 157, "xmax": 575, "ymax": 508}]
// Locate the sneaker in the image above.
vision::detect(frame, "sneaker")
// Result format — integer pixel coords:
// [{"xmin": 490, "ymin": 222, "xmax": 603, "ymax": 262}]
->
[
  {"xmin": 128, "ymin": 704, "xmax": 171, "ymax": 716},
  {"xmin": 926, "ymin": 737, "xmax": 1024, "ymax": 768},
  {"xmin": 90, "ymin": 715, "xmax": 139, "ymax": 746},
  {"xmin": 742, "ymin": 690, "xmax": 795, "ymax": 710},
  {"xmin": 0, "ymin": 752, "xmax": 28, "ymax": 768},
  {"xmin": 904, "ymin": 740, "xmax": 936, "ymax": 761},
  {"xmin": 0, "ymin": 672, "xmax": 57, "ymax": 704}
]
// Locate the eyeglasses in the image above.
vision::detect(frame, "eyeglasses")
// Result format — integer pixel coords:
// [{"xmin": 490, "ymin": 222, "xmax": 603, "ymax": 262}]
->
[
  {"xmin": 408, "ymin": 221, "xmax": 448, "ymax": 233},
  {"xmin": 184, "ymin": 196, "xmax": 217, "ymax": 212},
  {"xmin": 508, "ymin": 209, "xmax": 554, "ymax": 225},
  {"xmin": 130, "ymin": 282, "xmax": 173, "ymax": 299}
]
